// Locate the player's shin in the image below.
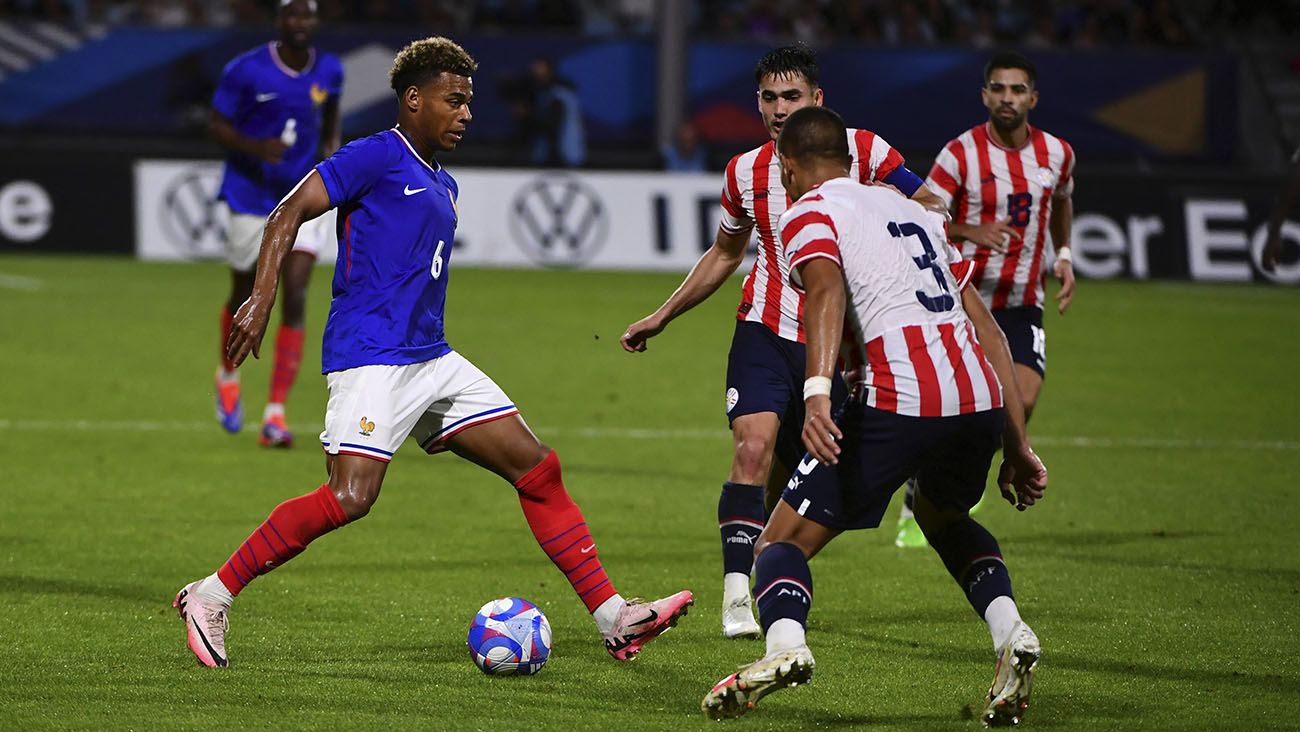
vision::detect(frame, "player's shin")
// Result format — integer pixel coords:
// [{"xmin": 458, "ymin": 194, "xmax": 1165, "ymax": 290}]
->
[
  {"xmin": 719, "ymin": 481, "xmax": 764, "ymax": 578},
  {"xmin": 514, "ymin": 450, "xmax": 620, "ymax": 617},
  {"xmin": 268, "ymin": 325, "xmax": 304, "ymax": 406},
  {"xmin": 926, "ymin": 517, "xmax": 1019, "ymax": 650},
  {"xmin": 213, "ymin": 484, "xmax": 350, "ymax": 599},
  {"xmin": 752, "ymin": 542, "xmax": 812, "ymax": 655}
]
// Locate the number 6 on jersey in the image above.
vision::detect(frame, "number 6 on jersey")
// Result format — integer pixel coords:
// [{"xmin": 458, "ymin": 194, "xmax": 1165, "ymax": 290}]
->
[{"xmin": 431, "ymin": 239, "xmax": 446, "ymax": 279}]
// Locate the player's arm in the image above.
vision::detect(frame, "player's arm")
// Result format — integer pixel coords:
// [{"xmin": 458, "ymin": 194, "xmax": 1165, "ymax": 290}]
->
[
  {"xmin": 1049, "ymin": 191, "xmax": 1075, "ymax": 314},
  {"xmin": 620, "ymin": 225, "xmax": 751, "ymax": 352},
  {"xmin": 319, "ymin": 97, "xmax": 342, "ymax": 159},
  {"xmin": 960, "ymin": 286, "xmax": 1046, "ymax": 508},
  {"xmin": 210, "ymin": 109, "xmax": 288, "ymax": 165},
  {"xmin": 797, "ymin": 257, "xmax": 845, "ymax": 465},
  {"xmin": 1264, "ymin": 152, "xmax": 1300, "ymax": 272},
  {"xmin": 227, "ymin": 171, "xmax": 331, "ymax": 365}
]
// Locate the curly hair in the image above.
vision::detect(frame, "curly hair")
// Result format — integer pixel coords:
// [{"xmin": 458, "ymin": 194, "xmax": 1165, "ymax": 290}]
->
[{"xmin": 389, "ymin": 37, "xmax": 477, "ymax": 96}]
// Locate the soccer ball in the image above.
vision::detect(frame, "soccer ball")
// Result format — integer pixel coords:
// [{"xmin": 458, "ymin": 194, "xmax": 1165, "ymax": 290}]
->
[{"xmin": 467, "ymin": 597, "xmax": 552, "ymax": 676}]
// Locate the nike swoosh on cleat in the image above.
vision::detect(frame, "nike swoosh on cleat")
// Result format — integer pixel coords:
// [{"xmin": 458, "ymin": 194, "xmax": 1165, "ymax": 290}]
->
[
  {"xmin": 191, "ymin": 617, "xmax": 227, "ymax": 667},
  {"xmin": 629, "ymin": 608, "xmax": 659, "ymax": 628}
]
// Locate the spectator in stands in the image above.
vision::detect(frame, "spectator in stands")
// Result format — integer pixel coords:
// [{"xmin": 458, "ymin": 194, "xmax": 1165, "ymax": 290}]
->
[
  {"xmin": 661, "ymin": 120, "xmax": 707, "ymax": 172},
  {"xmin": 528, "ymin": 57, "xmax": 587, "ymax": 167}
]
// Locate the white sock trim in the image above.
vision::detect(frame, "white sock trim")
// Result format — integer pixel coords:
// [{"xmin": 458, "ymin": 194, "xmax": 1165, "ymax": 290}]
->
[
  {"xmin": 592, "ymin": 593, "xmax": 625, "ymax": 635},
  {"xmin": 765, "ymin": 618, "xmax": 806, "ymax": 656},
  {"xmin": 195, "ymin": 572, "xmax": 234, "ymax": 609},
  {"xmin": 723, "ymin": 572, "xmax": 751, "ymax": 603},
  {"xmin": 984, "ymin": 595, "xmax": 1022, "ymax": 653}
]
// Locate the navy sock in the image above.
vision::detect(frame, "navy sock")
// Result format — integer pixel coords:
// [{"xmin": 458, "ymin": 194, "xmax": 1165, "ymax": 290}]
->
[
  {"xmin": 718, "ymin": 482, "xmax": 765, "ymax": 576},
  {"xmin": 927, "ymin": 517, "xmax": 1014, "ymax": 616},
  {"xmin": 752, "ymin": 542, "xmax": 812, "ymax": 633}
]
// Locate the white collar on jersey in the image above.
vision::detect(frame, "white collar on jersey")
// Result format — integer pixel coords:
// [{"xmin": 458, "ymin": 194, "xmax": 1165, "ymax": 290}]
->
[
  {"xmin": 391, "ymin": 125, "xmax": 441, "ymax": 173},
  {"xmin": 269, "ymin": 42, "xmax": 317, "ymax": 78}
]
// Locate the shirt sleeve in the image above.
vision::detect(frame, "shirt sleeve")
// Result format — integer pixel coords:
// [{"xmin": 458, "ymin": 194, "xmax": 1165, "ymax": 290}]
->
[
  {"xmin": 1053, "ymin": 140, "xmax": 1076, "ymax": 200},
  {"xmin": 853, "ymin": 129, "xmax": 905, "ymax": 184},
  {"xmin": 328, "ymin": 55, "xmax": 345, "ymax": 96},
  {"xmin": 925, "ymin": 140, "xmax": 965, "ymax": 211},
  {"xmin": 782, "ymin": 199, "xmax": 842, "ymax": 275},
  {"xmin": 211, "ymin": 57, "xmax": 249, "ymax": 120},
  {"xmin": 315, "ymin": 135, "xmax": 391, "ymax": 208},
  {"xmin": 719, "ymin": 153, "xmax": 753, "ymax": 234}
]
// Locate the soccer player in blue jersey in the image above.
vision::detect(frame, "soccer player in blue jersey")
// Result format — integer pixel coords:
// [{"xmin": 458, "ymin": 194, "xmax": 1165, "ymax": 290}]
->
[
  {"xmin": 173, "ymin": 37, "xmax": 693, "ymax": 669},
  {"xmin": 211, "ymin": 0, "xmax": 343, "ymax": 447}
]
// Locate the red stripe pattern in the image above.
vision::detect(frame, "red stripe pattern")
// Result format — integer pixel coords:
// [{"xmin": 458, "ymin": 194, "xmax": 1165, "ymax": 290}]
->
[
  {"xmin": 785, "ymin": 179, "xmax": 1003, "ymax": 417},
  {"xmin": 924, "ymin": 122, "xmax": 1075, "ymax": 310},
  {"xmin": 723, "ymin": 128, "xmax": 905, "ymax": 343}
]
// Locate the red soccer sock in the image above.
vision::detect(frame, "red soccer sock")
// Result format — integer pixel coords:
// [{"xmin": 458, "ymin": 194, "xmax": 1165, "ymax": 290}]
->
[
  {"xmin": 268, "ymin": 325, "xmax": 305, "ymax": 405},
  {"xmin": 216, "ymin": 484, "xmax": 349, "ymax": 596},
  {"xmin": 219, "ymin": 306, "xmax": 237, "ymax": 374},
  {"xmin": 515, "ymin": 451, "xmax": 619, "ymax": 613}
]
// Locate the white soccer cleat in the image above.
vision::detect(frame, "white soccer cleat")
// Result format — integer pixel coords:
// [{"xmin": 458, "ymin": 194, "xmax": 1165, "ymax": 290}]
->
[
  {"xmin": 983, "ymin": 621, "xmax": 1040, "ymax": 727},
  {"xmin": 173, "ymin": 581, "xmax": 230, "ymax": 668},
  {"xmin": 701, "ymin": 645, "xmax": 815, "ymax": 720},
  {"xmin": 721, "ymin": 595, "xmax": 762, "ymax": 639}
]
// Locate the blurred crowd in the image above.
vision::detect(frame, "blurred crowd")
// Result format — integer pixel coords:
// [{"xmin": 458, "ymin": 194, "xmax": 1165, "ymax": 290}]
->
[{"xmin": 0, "ymin": 0, "xmax": 1227, "ymax": 49}]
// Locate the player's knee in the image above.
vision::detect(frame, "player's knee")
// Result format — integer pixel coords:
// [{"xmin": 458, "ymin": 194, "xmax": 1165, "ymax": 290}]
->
[
  {"xmin": 329, "ymin": 476, "xmax": 382, "ymax": 521},
  {"xmin": 732, "ymin": 437, "xmax": 774, "ymax": 482}
]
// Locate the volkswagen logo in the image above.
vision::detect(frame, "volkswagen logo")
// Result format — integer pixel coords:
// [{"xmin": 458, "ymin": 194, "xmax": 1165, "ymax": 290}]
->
[
  {"xmin": 508, "ymin": 175, "xmax": 607, "ymax": 268},
  {"xmin": 160, "ymin": 166, "xmax": 227, "ymax": 257}
]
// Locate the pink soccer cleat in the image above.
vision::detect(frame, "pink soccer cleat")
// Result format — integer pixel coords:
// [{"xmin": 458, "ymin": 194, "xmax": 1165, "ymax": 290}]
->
[
  {"xmin": 603, "ymin": 590, "xmax": 694, "ymax": 661},
  {"xmin": 173, "ymin": 581, "xmax": 229, "ymax": 668}
]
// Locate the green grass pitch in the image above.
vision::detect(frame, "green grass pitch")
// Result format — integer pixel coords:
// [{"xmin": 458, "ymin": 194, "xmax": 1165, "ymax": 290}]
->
[{"xmin": 2, "ymin": 256, "xmax": 1298, "ymax": 730}]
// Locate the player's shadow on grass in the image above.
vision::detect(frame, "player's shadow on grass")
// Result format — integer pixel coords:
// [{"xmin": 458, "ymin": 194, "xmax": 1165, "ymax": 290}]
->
[
  {"xmin": 0, "ymin": 574, "xmax": 156, "ymax": 603},
  {"xmin": 869, "ymin": 634, "xmax": 1300, "ymax": 696},
  {"xmin": 1003, "ymin": 528, "xmax": 1216, "ymax": 548}
]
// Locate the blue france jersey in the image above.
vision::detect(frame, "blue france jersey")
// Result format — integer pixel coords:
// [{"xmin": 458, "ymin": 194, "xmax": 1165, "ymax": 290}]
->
[
  {"xmin": 315, "ymin": 128, "xmax": 458, "ymax": 373},
  {"xmin": 213, "ymin": 44, "xmax": 344, "ymax": 215}
]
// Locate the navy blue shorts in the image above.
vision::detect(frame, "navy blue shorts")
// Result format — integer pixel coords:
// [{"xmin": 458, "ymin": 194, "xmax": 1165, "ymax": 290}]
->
[
  {"xmin": 725, "ymin": 321, "xmax": 847, "ymax": 472},
  {"xmin": 993, "ymin": 306, "xmax": 1046, "ymax": 378},
  {"xmin": 782, "ymin": 400, "xmax": 1004, "ymax": 530}
]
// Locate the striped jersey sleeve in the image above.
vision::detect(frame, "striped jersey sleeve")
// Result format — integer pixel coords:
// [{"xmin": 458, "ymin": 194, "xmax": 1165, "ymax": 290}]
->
[
  {"xmin": 850, "ymin": 128, "xmax": 905, "ymax": 184},
  {"xmin": 925, "ymin": 139, "xmax": 967, "ymax": 211},
  {"xmin": 781, "ymin": 195, "xmax": 841, "ymax": 274},
  {"xmin": 1053, "ymin": 139, "xmax": 1076, "ymax": 199},
  {"xmin": 719, "ymin": 152, "xmax": 754, "ymax": 234}
]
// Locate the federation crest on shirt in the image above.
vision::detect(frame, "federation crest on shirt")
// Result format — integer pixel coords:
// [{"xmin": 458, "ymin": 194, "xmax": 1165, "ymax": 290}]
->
[{"xmin": 310, "ymin": 83, "xmax": 329, "ymax": 107}]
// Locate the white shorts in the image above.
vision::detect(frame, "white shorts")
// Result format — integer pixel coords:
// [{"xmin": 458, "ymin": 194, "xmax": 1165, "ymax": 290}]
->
[
  {"xmin": 226, "ymin": 206, "xmax": 336, "ymax": 272},
  {"xmin": 318, "ymin": 351, "xmax": 519, "ymax": 462}
]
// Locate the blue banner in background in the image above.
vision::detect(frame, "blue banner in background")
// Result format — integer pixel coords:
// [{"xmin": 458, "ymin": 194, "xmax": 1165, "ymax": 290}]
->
[{"xmin": 0, "ymin": 26, "xmax": 1236, "ymax": 162}]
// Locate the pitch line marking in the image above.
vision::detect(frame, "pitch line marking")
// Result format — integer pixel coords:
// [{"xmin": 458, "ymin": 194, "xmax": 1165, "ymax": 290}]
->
[
  {"xmin": 0, "ymin": 419, "xmax": 1295, "ymax": 451},
  {"xmin": 0, "ymin": 272, "xmax": 44, "ymax": 291}
]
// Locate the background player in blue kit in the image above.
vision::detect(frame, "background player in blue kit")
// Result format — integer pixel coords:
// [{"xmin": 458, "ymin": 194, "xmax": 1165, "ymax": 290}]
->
[
  {"xmin": 173, "ymin": 37, "xmax": 693, "ymax": 669},
  {"xmin": 211, "ymin": 0, "xmax": 343, "ymax": 447}
]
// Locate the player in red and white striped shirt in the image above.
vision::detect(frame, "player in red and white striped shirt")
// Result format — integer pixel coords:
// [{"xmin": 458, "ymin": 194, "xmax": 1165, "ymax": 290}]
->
[
  {"xmin": 620, "ymin": 46, "xmax": 946, "ymax": 639},
  {"xmin": 894, "ymin": 52, "xmax": 1075, "ymax": 548},
  {"xmin": 701, "ymin": 106, "xmax": 1047, "ymax": 726}
]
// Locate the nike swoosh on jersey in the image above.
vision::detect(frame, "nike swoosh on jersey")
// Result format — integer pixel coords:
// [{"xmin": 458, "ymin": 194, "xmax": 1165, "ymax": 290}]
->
[
  {"xmin": 255, "ymin": 92, "xmax": 278, "ymax": 102},
  {"xmin": 404, "ymin": 185, "xmax": 428, "ymax": 196}
]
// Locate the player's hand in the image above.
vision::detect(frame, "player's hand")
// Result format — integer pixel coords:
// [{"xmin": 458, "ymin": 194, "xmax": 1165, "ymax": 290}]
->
[
  {"xmin": 801, "ymin": 395, "xmax": 842, "ymax": 466},
  {"xmin": 620, "ymin": 314, "xmax": 665, "ymax": 353},
  {"xmin": 960, "ymin": 220, "xmax": 1019, "ymax": 253},
  {"xmin": 1053, "ymin": 259, "xmax": 1075, "ymax": 314},
  {"xmin": 255, "ymin": 138, "xmax": 290, "ymax": 165},
  {"xmin": 997, "ymin": 444, "xmax": 1047, "ymax": 511},
  {"xmin": 227, "ymin": 296, "xmax": 272, "ymax": 366},
  {"xmin": 1263, "ymin": 233, "xmax": 1283, "ymax": 273}
]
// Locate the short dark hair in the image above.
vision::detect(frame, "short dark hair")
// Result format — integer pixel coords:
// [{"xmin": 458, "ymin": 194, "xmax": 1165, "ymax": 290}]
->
[
  {"xmin": 390, "ymin": 37, "xmax": 477, "ymax": 96},
  {"xmin": 984, "ymin": 51, "xmax": 1036, "ymax": 87},
  {"xmin": 777, "ymin": 106, "xmax": 849, "ymax": 165},
  {"xmin": 755, "ymin": 44, "xmax": 819, "ymax": 88}
]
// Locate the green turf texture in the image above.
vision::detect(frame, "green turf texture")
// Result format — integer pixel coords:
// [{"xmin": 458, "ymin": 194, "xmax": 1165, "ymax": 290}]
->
[{"xmin": 1, "ymin": 257, "xmax": 1298, "ymax": 730}]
